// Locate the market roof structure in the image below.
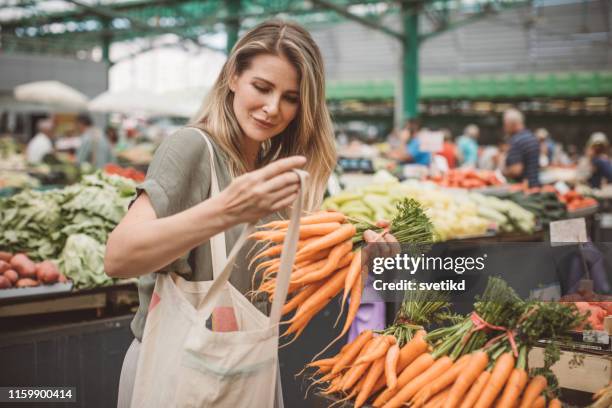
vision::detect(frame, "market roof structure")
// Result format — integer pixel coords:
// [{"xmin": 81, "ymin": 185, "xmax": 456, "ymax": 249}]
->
[{"xmin": 0, "ymin": 0, "xmax": 575, "ymax": 119}]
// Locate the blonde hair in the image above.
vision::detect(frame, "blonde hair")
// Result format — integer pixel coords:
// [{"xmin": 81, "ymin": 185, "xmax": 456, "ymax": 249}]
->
[{"xmin": 191, "ymin": 20, "xmax": 336, "ymax": 210}]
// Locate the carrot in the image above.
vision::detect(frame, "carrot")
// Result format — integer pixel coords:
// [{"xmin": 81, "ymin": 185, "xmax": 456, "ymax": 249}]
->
[
  {"xmin": 289, "ymin": 265, "xmax": 349, "ymax": 320},
  {"xmin": 382, "ymin": 356, "xmax": 454, "ymax": 408},
  {"xmin": 289, "ymin": 251, "xmax": 353, "ymax": 284},
  {"xmin": 474, "ymin": 352, "xmax": 516, "ymax": 408},
  {"xmin": 356, "ymin": 356, "xmax": 386, "ymax": 407},
  {"xmin": 259, "ymin": 211, "xmax": 346, "ymax": 229},
  {"xmin": 341, "ymin": 249, "xmax": 362, "ymax": 306},
  {"xmin": 314, "ymin": 268, "xmax": 364, "ymax": 360},
  {"xmin": 444, "ymin": 351, "xmax": 489, "ymax": 408},
  {"xmin": 496, "ymin": 348, "xmax": 528, "ymax": 408},
  {"xmin": 547, "ymin": 398, "xmax": 561, "ymax": 408},
  {"xmin": 531, "ymin": 396, "xmax": 546, "ymax": 408},
  {"xmin": 385, "ymin": 344, "xmax": 401, "ymax": 390},
  {"xmin": 331, "ymin": 330, "xmax": 373, "ymax": 374},
  {"xmin": 297, "ymin": 223, "xmax": 357, "ymax": 257},
  {"xmin": 373, "ymin": 353, "xmax": 436, "ymax": 407},
  {"xmin": 355, "ymin": 335, "xmax": 395, "ymax": 365},
  {"xmin": 340, "ymin": 337, "xmax": 378, "ymax": 391},
  {"xmin": 413, "ymin": 354, "xmax": 472, "ymax": 407},
  {"xmin": 282, "ymin": 282, "xmax": 321, "ymax": 315},
  {"xmin": 369, "ymin": 330, "xmax": 430, "ymax": 398},
  {"xmin": 294, "ymin": 246, "xmax": 333, "ymax": 265},
  {"xmin": 459, "ymin": 371, "xmax": 491, "ymax": 408},
  {"xmin": 424, "ymin": 387, "xmax": 452, "ymax": 408},
  {"xmin": 291, "ymin": 240, "xmax": 353, "ymax": 285},
  {"xmin": 517, "ymin": 376, "xmax": 547, "ymax": 408}
]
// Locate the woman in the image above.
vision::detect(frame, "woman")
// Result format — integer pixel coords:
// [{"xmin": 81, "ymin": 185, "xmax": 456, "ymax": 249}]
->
[{"xmin": 105, "ymin": 20, "xmax": 394, "ymax": 407}]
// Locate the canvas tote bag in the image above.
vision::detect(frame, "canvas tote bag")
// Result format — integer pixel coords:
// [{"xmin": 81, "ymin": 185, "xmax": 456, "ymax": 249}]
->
[{"xmin": 130, "ymin": 129, "xmax": 307, "ymax": 407}]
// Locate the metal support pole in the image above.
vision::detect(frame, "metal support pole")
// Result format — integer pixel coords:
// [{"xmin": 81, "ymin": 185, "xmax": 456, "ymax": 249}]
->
[
  {"xmin": 402, "ymin": 2, "xmax": 420, "ymax": 121},
  {"xmin": 225, "ymin": 0, "xmax": 241, "ymax": 55}
]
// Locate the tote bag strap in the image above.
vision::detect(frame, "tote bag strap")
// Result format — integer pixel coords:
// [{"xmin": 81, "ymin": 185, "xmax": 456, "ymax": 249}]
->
[
  {"xmin": 268, "ymin": 169, "xmax": 308, "ymax": 326},
  {"xmin": 189, "ymin": 127, "xmax": 227, "ymax": 278}
]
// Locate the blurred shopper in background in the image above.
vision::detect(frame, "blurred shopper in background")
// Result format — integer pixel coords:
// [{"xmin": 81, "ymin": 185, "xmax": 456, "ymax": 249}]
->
[
  {"xmin": 26, "ymin": 117, "xmax": 54, "ymax": 163},
  {"xmin": 502, "ymin": 108, "xmax": 540, "ymax": 187},
  {"xmin": 585, "ymin": 132, "xmax": 612, "ymax": 188},
  {"xmin": 456, "ymin": 124, "xmax": 479, "ymax": 167},
  {"xmin": 76, "ymin": 113, "xmax": 115, "ymax": 169},
  {"xmin": 535, "ymin": 128, "xmax": 554, "ymax": 168},
  {"xmin": 437, "ymin": 128, "xmax": 457, "ymax": 169}
]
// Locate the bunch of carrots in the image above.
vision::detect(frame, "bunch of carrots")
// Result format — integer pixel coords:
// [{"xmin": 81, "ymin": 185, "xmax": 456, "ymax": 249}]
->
[
  {"xmin": 306, "ymin": 277, "xmax": 586, "ymax": 408},
  {"xmin": 248, "ymin": 198, "xmax": 434, "ymax": 345}
]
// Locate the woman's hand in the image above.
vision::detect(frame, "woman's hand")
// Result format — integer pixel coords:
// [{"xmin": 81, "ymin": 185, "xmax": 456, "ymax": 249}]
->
[
  {"xmin": 218, "ymin": 156, "xmax": 306, "ymax": 225},
  {"xmin": 361, "ymin": 220, "xmax": 401, "ymax": 279}
]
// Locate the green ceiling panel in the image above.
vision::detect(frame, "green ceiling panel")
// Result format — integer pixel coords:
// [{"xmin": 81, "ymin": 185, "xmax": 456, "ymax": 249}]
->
[{"xmin": 326, "ymin": 71, "xmax": 612, "ymax": 101}]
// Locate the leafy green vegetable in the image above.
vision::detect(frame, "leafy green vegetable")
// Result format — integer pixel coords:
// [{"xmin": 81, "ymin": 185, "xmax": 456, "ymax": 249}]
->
[{"xmin": 59, "ymin": 234, "xmax": 114, "ymax": 289}]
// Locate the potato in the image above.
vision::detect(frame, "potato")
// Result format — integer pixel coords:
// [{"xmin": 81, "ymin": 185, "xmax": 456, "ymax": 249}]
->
[
  {"xmin": 0, "ymin": 275, "xmax": 11, "ymax": 289},
  {"xmin": 37, "ymin": 261, "xmax": 60, "ymax": 284},
  {"xmin": 16, "ymin": 278, "xmax": 39, "ymax": 288},
  {"xmin": 3, "ymin": 269, "xmax": 18, "ymax": 284},
  {"xmin": 10, "ymin": 254, "xmax": 36, "ymax": 279},
  {"xmin": 0, "ymin": 251, "xmax": 12, "ymax": 262},
  {"xmin": 0, "ymin": 260, "xmax": 9, "ymax": 274}
]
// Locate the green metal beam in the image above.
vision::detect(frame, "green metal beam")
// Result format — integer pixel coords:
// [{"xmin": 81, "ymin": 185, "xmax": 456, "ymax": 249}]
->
[
  {"xmin": 225, "ymin": 0, "xmax": 241, "ymax": 54},
  {"xmin": 402, "ymin": 1, "xmax": 420, "ymax": 120},
  {"xmin": 311, "ymin": 0, "xmax": 404, "ymax": 41}
]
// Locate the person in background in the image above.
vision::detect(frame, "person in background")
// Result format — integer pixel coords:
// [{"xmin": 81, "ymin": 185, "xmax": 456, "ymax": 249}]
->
[
  {"xmin": 502, "ymin": 109, "xmax": 540, "ymax": 187},
  {"xmin": 437, "ymin": 128, "xmax": 457, "ymax": 168},
  {"xmin": 535, "ymin": 128, "xmax": 554, "ymax": 168},
  {"xmin": 456, "ymin": 124, "xmax": 479, "ymax": 167},
  {"xmin": 586, "ymin": 132, "xmax": 612, "ymax": 188},
  {"xmin": 76, "ymin": 114, "xmax": 115, "ymax": 169},
  {"xmin": 26, "ymin": 118, "xmax": 54, "ymax": 163}
]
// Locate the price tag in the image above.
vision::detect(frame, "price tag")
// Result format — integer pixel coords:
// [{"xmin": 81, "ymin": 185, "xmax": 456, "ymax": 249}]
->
[
  {"xmin": 418, "ymin": 131, "xmax": 444, "ymax": 153},
  {"xmin": 549, "ymin": 217, "xmax": 587, "ymax": 245},
  {"xmin": 554, "ymin": 181, "xmax": 570, "ymax": 195}
]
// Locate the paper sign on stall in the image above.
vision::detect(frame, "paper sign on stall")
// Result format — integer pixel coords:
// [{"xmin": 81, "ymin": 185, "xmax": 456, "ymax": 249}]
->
[
  {"xmin": 549, "ymin": 217, "xmax": 587, "ymax": 245},
  {"xmin": 418, "ymin": 131, "xmax": 444, "ymax": 153}
]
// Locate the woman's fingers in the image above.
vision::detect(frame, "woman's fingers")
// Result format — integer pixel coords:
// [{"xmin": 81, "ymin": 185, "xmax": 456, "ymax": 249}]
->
[
  {"xmin": 263, "ymin": 171, "xmax": 301, "ymax": 192},
  {"xmin": 271, "ymin": 192, "xmax": 298, "ymax": 212},
  {"xmin": 257, "ymin": 156, "xmax": 306, "ymax": 180}
]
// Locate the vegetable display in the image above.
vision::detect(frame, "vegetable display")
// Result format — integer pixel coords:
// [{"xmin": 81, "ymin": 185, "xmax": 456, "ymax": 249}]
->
[
  {"xmin": 0, "ymin": 171, "xmax": 135, "ymax": 288},
  {"xmin": 104, "ymin": 163, "xmax": 145, "ymax": 182},
  {"xmin": 322, "ymin": 178, "xmax": 536, "ymax": 241},
  {"xmin": 0, "ymin": 251, "xmax": 68, "ymax": 289},
  {"xmin": 306, "ymin": 277, "xmax": 588, "ymax": 408},
  {"xmin": 428, "ymin": 169, "xmax": 504, "ymax": 189},
  {"xmin": 249, "ymin": 200, "xmax": 435, "ymax": 346}
]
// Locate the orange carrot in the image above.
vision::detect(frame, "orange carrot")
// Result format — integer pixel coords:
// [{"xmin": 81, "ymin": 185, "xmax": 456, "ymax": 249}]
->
[
  {"xmin": 341, "ymin": 249, "xmax": 362, "ymax": 306},
  {"xmin": 282, "ymin": 283, "xmax": 321, "ymax": 315},
  {"xmin": 262, "ymin": 222, "xmax": 342, "ymax": 243},
  {"xmin": 289, "ymin": 265, "xmax": 349, "ymax": 320},
  {"xmin": 496, "ymin": 369, "xmax": 528, "ymax": 408},
  {"xmin": 385, "ymin": 344, "xmax": 401, "ymax": 390},
  {"xmin": 331, "ymin": 329, "xmax": 373, "ymax": 375},
  {"xmin": 517, "ymin": 376, "xmax": 547, "ymax": 408},
  {"xmin": 297, "ymin": 223, "xmax": 357, "ymax": 257},
  {"xmin": 424, "ymin": 387, "xmax": 452, "ymax": 408},
  {"xmin": 443, "ymin": 351, "xmax": 489, "ymax": 408},
  {"xmin": 382, "ymin": 356, "xmax": 454, "ymax": 408},
  {"xmin": 356, "ymin": 356, "xmax": 386, "ymax": 407},
  {"xmin": 260, "ymin": 211, "xmax": 346, "ymax": 229},
  {"xmin": 531, "ymin": 396, "xmax": 546, "ymax": 408},
  {"xmin": 547, "ymin": 398, "xmax": 561, "ymax": 408},
  {"xmin": 459, "ymin": 371, "xmax": 491, "ymax": 408},
  {"xmin": 355, "ymin": 335, "xmax": 395, "ymax": 365},
  {"xmin": 474, "ymin": 352, "xmax": 516, "ymax": 408},
  {"xmin": 292, "ymin": 240, "xmax": 353, "ymax": 285},
  {"xmin": 340, "ymin": 338, "xmax": 378, "ymax": 391},
  {"xmin": 373, "ymin": 353, "xmax": 436, "ymax": 407},
  {"xmin": 289, "ymin": 251, "xmax": 353, "ymax": 284},
  {"xmin": 413, "ymin": 354, "xmax": 471, "ymax": 407}
]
